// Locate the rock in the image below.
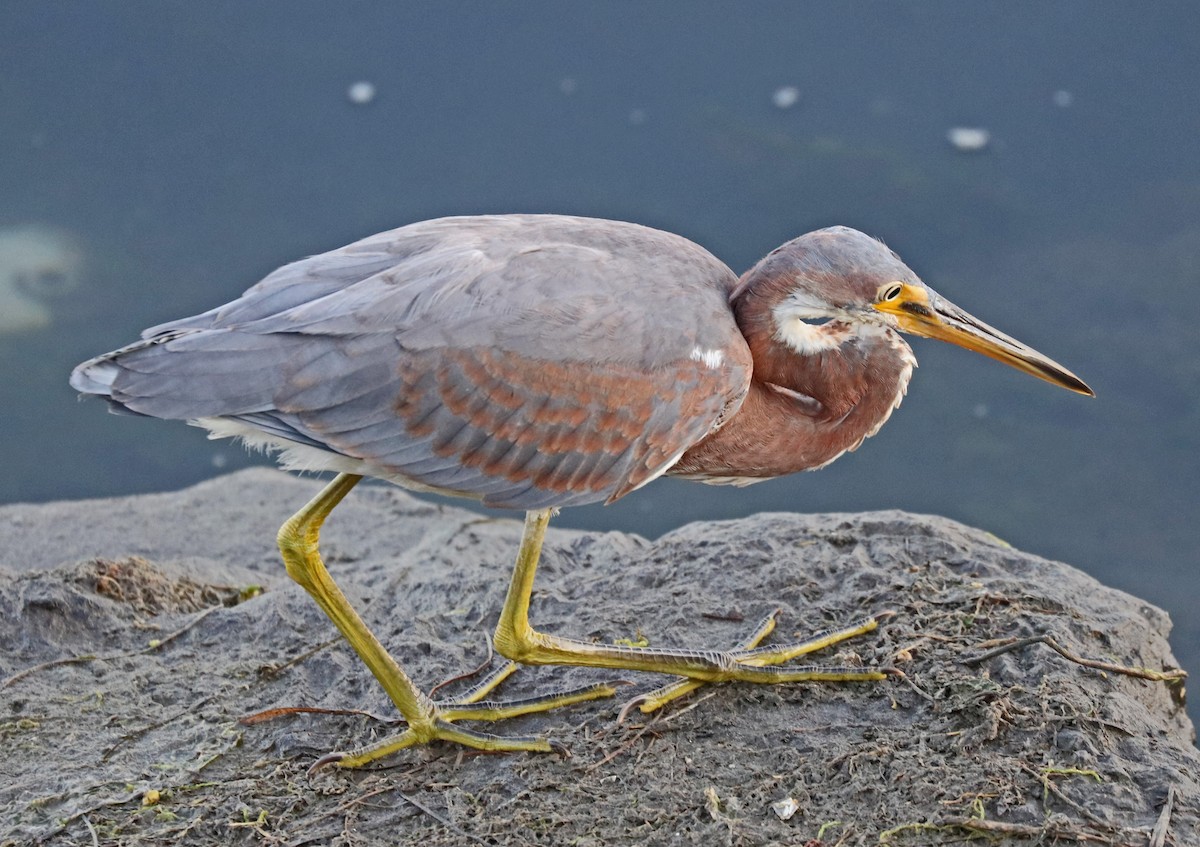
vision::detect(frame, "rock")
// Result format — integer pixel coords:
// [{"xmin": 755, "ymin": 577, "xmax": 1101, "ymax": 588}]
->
[{"xmin": 0, "ymin": 468, "xmax": 1194, "ymax": 845}]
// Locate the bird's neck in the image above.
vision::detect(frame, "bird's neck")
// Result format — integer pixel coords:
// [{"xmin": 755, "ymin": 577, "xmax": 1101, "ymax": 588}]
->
[{"xmin": 672, "ymin": 313, "xmax": 916, "ymax": 482}]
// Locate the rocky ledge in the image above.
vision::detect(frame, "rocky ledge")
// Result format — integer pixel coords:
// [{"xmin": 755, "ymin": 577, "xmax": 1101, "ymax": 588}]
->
[{"xmin": 0, "ymin": 469, "xmax": 1194, "ymax": 846}]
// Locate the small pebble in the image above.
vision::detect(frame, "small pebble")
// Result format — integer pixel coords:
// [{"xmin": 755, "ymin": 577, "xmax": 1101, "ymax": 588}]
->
[
  {"xmin": 772, "ymin": 86, "xmax": 800, "ymax": 109},
  {"xmin": 947, "ymin": 126, "xmax": 990, "ymax": 152},
  {"xmin": 347, "ymin": 81, "xmax": 376, "ymax": 105},
  {"xmin": 771, "ymin": 797, "xmax": 799, "ymax": 821}
]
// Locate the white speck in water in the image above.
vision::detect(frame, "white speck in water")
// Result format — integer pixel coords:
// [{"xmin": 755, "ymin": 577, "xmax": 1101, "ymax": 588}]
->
[
  {"xmin": 972, "ymin": 403, "xmax": 989, "ymax": 419},
  {"xmin": 211, "ymin": 452, "xmax": 228, "ymax": 469},
  {"xmin": 772, "ymin": 86, "xmax": 800, "ymax": 109},
  {"xmin": 347, "ymin": 81, "xmax": 376, "ymax": 105},
  {"xmin": 947, "ymin": 126, "xmax": 990, "ymax": 152},
  {"xmin": 559, "ymin": 77, "xmax": 577, "ymax": 95},
  {"xmin": 628, "ymin": 108, "xmax": 647, "ymax": 125},
  {"xmin": 771, "ymin": 797, "xmax": 799, "ymax": 821},
  {"xmin": 1053, "ymin": 89, "xmax": 1073, "ymax": 108}
]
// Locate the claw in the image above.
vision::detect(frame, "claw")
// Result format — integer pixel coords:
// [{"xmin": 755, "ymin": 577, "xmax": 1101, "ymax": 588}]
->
[
  {"xmin": 617, "ymin": 695, "xmax": 650, "ymax": 724},
  {"xmin": 307, "ymin": 751, "xmax": 346, "ymax": 778}
]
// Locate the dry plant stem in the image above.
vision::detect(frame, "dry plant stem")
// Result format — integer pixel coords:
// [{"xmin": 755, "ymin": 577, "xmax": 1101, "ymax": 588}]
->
[
  {"xmin": 1149, "ymin": 785, "xmax": 1177, "ymax": 847},
  {"xmin": 257, "ymin": 636, "xmax": 341, "ymax": 679},
  {"xmin": 428, "ymin": 634, "xmax": 498, "ymax": 698},
  {"xmin": 962, "ymin": 633, "xmax": 1188, "ymax": 683},
  {"xmin": 1018, "ymin": 762, "xmax": 1111, "ymax": 828},
  {"xmin": 1, "ymin": 606, "xmax": 219, "ymax": 691},
  {"xmin": 888, "ymin": 668, "xmax": 935, "ymax": 702},
  {"xmin": 942, "ymin": 817, "xmax": 1143, "ymax": 845},
  {"xmin": 393, "ymin": 787, "xmax": 490, "ymax": 846},
  {"xmin": 585, "ymin": 720, "xmax": 661, "ymax": 771},
  {"xmin": 288, "ymin": 783, "xmax": 399, "ymax": 843},
  {"xmin": 239, "ymin": 705, "xmax": 393, "ymax": 726}
]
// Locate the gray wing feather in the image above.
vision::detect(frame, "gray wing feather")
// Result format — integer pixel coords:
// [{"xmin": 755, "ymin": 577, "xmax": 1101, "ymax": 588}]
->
[{"xmin": 72, "ymin": 215, "xmax": 752, "ymax": 509}]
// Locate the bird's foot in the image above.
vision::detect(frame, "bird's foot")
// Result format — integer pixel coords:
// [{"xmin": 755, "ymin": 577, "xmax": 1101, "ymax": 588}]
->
[
  {"xmin": 617, "ymin": 609, "xmax": 889, "ymax": 721},
  {"xmin": 318, "ymin": 662, "xmax": 620, "ymax": 771}
]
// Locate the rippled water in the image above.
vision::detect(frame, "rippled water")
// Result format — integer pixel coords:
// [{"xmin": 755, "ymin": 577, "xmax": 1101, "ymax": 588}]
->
[{"xmin": 3, "ymin": 3, "xmax": 1197, "ymax": 728}]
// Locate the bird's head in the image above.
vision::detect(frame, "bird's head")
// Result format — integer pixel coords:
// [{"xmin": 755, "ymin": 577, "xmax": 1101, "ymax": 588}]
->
[{"xmin": 732, "ymin": 226, "xmax": 1093, "ymax": 396}]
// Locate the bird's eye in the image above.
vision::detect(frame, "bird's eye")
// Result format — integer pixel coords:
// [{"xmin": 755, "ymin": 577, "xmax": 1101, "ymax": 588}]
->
[{"xmin": 880, "ymin": 283, "xmax": 903, "ymax": 302}]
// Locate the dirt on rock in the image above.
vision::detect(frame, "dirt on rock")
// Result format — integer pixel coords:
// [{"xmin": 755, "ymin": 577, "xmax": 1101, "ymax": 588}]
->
[{"xmin": 0, "ymin": 468, "xmax": 1195, "ymax": 846}]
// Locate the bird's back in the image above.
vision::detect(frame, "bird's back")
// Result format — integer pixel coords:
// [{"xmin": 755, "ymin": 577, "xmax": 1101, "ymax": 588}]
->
[{"xmin": 71, "ymin": 215, "xmax": 753, "ymax": 509}]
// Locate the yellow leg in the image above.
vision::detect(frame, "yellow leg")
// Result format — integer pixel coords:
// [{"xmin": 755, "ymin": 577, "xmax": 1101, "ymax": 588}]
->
[
  {"xmin": 276, "ymin": 474, "xmax": 616, "ymax": 768},
  {"xmin": 494, "ymin": 509, "xmax": 885, "ymax": 712}
]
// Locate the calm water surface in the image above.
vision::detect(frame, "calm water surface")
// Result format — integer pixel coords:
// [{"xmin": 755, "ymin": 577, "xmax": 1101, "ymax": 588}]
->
[{"xmin": 2, "ymin": 3, "xmax": 1198, "ymax": 727}]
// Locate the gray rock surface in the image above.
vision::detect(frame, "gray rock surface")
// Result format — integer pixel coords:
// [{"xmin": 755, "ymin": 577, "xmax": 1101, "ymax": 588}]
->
[{"xmin": 0, "ymin": 468, "xmax": 1195, "ymax": 845}]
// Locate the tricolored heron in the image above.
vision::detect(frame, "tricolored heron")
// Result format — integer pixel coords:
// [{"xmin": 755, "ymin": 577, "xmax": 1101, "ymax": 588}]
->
[{"xmin": 70, "ymin": 215, "xmax": 1092, "ymax": 767}]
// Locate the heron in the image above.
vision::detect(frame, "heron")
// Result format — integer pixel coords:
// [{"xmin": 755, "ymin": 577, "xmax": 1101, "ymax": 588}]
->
[{"xmin": 70, "ymin": 215, "xmax": 1092, "ymax": 767}]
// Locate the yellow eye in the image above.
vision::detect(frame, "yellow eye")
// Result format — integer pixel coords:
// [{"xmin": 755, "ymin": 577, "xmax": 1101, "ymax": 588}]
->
[{"xmin": 880, "ymin": 283, "xmax": 903, "ymax": 302}]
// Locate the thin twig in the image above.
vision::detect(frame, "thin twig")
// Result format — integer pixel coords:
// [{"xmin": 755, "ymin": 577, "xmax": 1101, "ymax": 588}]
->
[
  {"xmin": 239, "ymin": 705, "xmax": 396, "ymax": 727},
  {"xmin": 660, "ymin": 690, "xmax": 719, "ymax": 724},
  {"xmin": 888, "ymin": 669, "xmax": 934, "ymax": 703},
  {"xmin": 962, "ymin": 634, "xmax": 1188, "ymax": 683},
  {"xmin": 288, "ymin": 783, "xmax": 399, "ymax": 846},
  {"xmin": 82, "ymin": 815, "xmax": 99, "ymax": 847},
  {"xmin": 1, "ymin": 655, "xmax": 98, "ymax": 691},
  {"xmin": 101, "ymin": 694, "xmax": 219, "ymax": 761},
  {"xmin": 1149, "ymin": 785, "xmax": 1176, "ymax": 847},
  {"xmin": 3, "ymin": 607, "xmax": 220, "ymax": 692},
  {"xmin": 31, "ymin": 791, "xmax": 139, "ymax": 845},
  {"xmin": 940, "ymin": 816, "xmax": 1141, "ymax": 845},
  {"xmin": 1018, "ymin": 763, "xmax": 1111, "ymax": 828},
  {"xmin": 428, "ymin": 633, "xmax": 495, "ymax": 698},
  {"xmin": 150, "ymin": 606, "xmax": 219, "ymax": 650},
  {"xmin": 393, "ymin": 787, "xmax": 489, "ymax": 846},
  {"xmin": 257, "ymin": 636, "xmax": 341, "ymax": 680},
  {"xmin": 584, "ymin": 720, "xmax": 659, "ymax": 771}
]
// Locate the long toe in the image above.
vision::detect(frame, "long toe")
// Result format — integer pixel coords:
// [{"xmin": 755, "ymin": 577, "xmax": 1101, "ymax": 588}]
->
[
  {"xmin": 327, "ymin": 677, "xmax": 620, "ymax": 769},
  {"xmin": 620, "ymin": 611, "xmax": 887, "ymax": 718}
]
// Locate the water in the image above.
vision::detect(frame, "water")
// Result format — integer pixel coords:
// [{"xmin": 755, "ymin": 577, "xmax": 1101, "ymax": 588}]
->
[{"xmin": 3, "ymin": 3, "xmax": 1198, "ymax": 727}]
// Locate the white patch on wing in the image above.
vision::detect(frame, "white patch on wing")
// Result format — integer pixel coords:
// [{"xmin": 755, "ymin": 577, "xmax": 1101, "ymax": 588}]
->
[{"xmin": 689, "ymin": 346, "xmax": 725, "ymax": 369}]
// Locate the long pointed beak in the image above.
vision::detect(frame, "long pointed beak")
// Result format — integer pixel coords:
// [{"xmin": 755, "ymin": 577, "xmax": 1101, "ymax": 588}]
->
[{"xmin": 874, "ymin": 283, "xmax": 1094, "ymax": 396}]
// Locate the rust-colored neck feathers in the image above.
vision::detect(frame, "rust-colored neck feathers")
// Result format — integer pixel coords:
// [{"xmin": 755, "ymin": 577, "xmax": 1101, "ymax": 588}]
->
[{"xmin": 672, "ymin": 244, "xmax": 915, "ymax": 482}]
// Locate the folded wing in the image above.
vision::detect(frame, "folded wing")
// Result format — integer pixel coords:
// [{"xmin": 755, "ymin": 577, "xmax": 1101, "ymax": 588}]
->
[{"xmin": 71, "ymin": 215, "xmax": 752, "ymax": 509}]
